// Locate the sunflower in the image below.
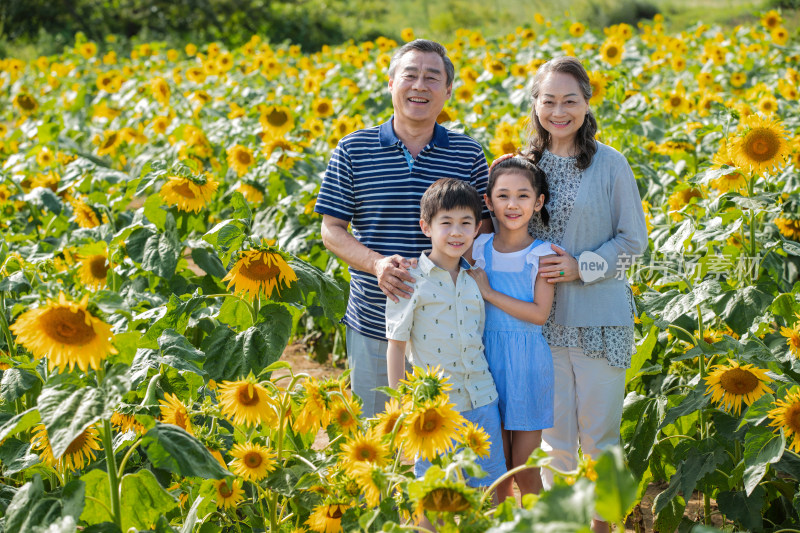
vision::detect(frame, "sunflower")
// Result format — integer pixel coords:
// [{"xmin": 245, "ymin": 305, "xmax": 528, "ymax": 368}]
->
[
  {"xmin": 150, "ymin": 77, "xmax": 170, "ymax": 106},
  {"xmin": 374, "ymin": 398, "xmax": 403, "ymax": 438},
  {"xmin": 260, "ymin": 105, "xmax": 294, "ymax": 136},
  {"xmin": 401, "ymin": 398, "xmax": 464, "ymax": 461},
  {"xmin": 13, "ymin": 93, "xmax": 38, "ymax": 114},
  {"xmin": 330, "ymin": 394, "xmax": 362, "ymax": 435},
  {"xmin": 705, "ymin": 360, "xmax": 773, "ymax": 415},
  {"xmin": 775, "ymin": 217, "xmax": 800, "ymax": 241},
  {"xmin": 110, "ymin": 411, "xmax": 146, "ymax": 435},
  {"xmin": 78, "ymin": 253, "xmax": 110, "ymax": 289},
  {"xmin": 771, "ymin": 26, "xmax": 789, "ymax": 46},
  {"xmin": 30, "ymin": 424, "xmax": 102, "ymax": 471},
  {"xmin": 757, "ymin": 94, "xmax": 778, "ymax": 116},
  {"xmin": 293, "ymin": 377, "xmax": 331, "ymax": 434},
  {"xmin": 349, "ymin": 462, "xmax": 384, "ymax": 506},
  {"xmin": 587, "ymin": 71, "xmax": 606, "ymax": 105},
  {"xmin": 214, "ymin": 479, "xmax": 244, "ymax": 510},
  {"xmin": 10, "ymin": 293, "xmax": 116, "ymax": 372},
  {"xmin": 159, "ymin": 392, "xmax": 194, "ymax": 435},
  {"xmin": 664, "ymin": 90, "xmax": 691, "ymax": 116},
  {"xmin": 229, "ymin": 442, "xmax": 277, "ymax": 482},
  {"xmin": 235, "ymin": 182, "xmax": 264, "ymax": 204},
  {"xmin": 226, "ymin": 144, "xmax": 255, "ymax": 177},
  {"xmin": 217, "ymin": 377, "xmax": 277, "ymax": 427},
  {"xmin": 408, "ymin": 470, "xmax": 480, "ymax": 521},
  {"xmin": 398, "ymin": 365, "xmax": 453, "ymax": 406},
  {"xmin": 36, "ymin": 149, "xmax": 54, "ymax": 167},
  {"xmin": 781, "ymin": 322, "xmax": 800, "ymax": 357},
  {"xmin": 71, "ymin": 197, "xmax": 101, "ymax": 228},
  {"xmin": 600, "ymin": 38, "xmax": 624, "ymax": 66},
  {"xmin": 730, "ymin": 72, "xmax": 747, "ymax": 88},
  {"xmin": 769, "ymin": 388, "xmax": 800, "ymax": 453},
  {"xmin": 569, "ymin": 22, "xmax": 586, "ymax": 37},
  {"xmin": 489, "ymin": 133, "xmax": 519, "ymax": 159},
  {"xmin": 340, "ymin": 430, "xmax": 388, "ymax": 475},
  {"xmin": 728, "ymin": 114, "xmax": 791, "ymax": 175},
  {"xmin": 159, "ymin": 174, "xmax": 218, "ymax": 213},
  {"xmin": 437, "ymin": 107, "xmax": 456, "ymax": 124},
  {"xmin": 761, "ymin": 9, "xmax": 782, "ymax": 30},
  {"xmin": 313, "ymin": 98, "xmax": 334, "ymax": 118},
  {"xmin": 222, "ymin": 246, "xmax": 298, "ymax": 301},
  {"xmin": 306, "ymin": 503, "xmax": 350, "ymax": 533},
  {"xmin": 458, "ymin": 421, "xmax": 491, "ymax": 458},
  {"xmin": 401, "ymin": 27, "xmax": 415, "ymax": 42},
  {"xmin": 96, "ymin": 131, "xmax": 121, "ymax": 157}
]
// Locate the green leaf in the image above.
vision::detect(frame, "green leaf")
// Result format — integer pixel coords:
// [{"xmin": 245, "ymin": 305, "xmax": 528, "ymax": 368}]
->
[
  {"xmin": 191, "ymin": 248, "xmax": 227, "ymax": 278},
  {"xmin": 141, "ymin": 424, "xmax": 231, "ymax": 479},
  {"xmin": 660, "ymin": 378, "xmax": 708, "ymax": 429},
  {"xmin": 139, "ymin": 293, "xmax": 206, "ymax": 349},
  {"xmin": 218, "ymin": 224, "xmax": 246, "ymax": 252},
  {"xmin": 0, "ymin": 270, "xmax": 30, "ymax": 293},
  {"xmin": 623, "ymin": 394, "xmax": 666, "ymax": 480},
  {"xmin": 157, "ymin": 329, "xmax": 206, "ymax": 376},
  {"xmin": 119, "ymin": 469, "xmax": 177, "ymax": 531},
  {"xmin": 743, "ymin": 425, "xmax": 784, "ymax": 495},
  {"xmin": 711, "ymin": 285, "xmax": 774, "ymax": 335},
  {"xmin": 230, "ymin": 191, "xmax": 252, "ymax": 220},
  {"xmin": 38, "ymin": 384, "xmax": 104, "ymax": 458},
  {"xmin": 594, "ymin": 447, "xmax": 637, "ymax": 525},
  {"xmin": 529, "ymin": 478, "xmax": 595, "ymax": 531},
  {"xmin": 37, "ymin": 122, "xmax": 61, "ymax": 143},
  {"xmin": 661, "ymin": 220, "xmax": 694, "ymax": 254},
  {"xmin": 625, "ymin": 326, "xmax": 658, "ymax": 385},
  {"xmin": 202, "ymin": 302, "xmax": 292, "ymax": 381},
  {"xmin": 143, "ymin": 194, "xmax": 167, "ymax": 231},
  {"xmin": 179, "ymin": 495, "xmax": 206, "ymax": 533},
  {"xmin": 79, "ymin": 469, "xmax": 113, "ymax": 525},
  {"xmin": 0, "ymin": 408, "xmax": 41, "ymax": 442},
  {"xmin": 126, "ymin": 217, "xmax": 180, "ymax": 279},
  {"xmin": 282, "ymin": 258, "xmax": 346, "ymax": 322},
  {"xmin": 0, "ymin": 438, "xmax": 40, "ymax": 475},
  {"xmin": 654, "ymin": 439, "xmax": 726, "ymax": 513},
  {"xmin": 653, "ymin": 493, "xmax": 685, "ymax": 533},
  {"xmin": 716, "ymin": 487, "xmax": 764, "ymax": 531},
  {"xmin": 4, "ymin": 475, "xmax": 70, "ymax": 532},
  {"xmin": 1, "ymin": 368, "xmax": 39, "ymax": 402},
  {"xmin": 216, "ymin": 297, "xmax": 254, "ymax": 330}
]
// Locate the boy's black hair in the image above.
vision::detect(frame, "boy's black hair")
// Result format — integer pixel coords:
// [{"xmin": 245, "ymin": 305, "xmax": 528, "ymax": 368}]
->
[
  {"xmin": 487, "ymin": 156, "xmax": 550, "ymax": 226},
  {"xmin": 420, "ymin": 178, "xmax": 482, "ymax": 224}
]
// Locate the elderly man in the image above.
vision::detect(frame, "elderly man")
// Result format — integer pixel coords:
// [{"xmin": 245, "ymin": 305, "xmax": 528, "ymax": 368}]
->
[{"xmin": 315, "ymin": 39, "xmax": 490, "ymax": 417}]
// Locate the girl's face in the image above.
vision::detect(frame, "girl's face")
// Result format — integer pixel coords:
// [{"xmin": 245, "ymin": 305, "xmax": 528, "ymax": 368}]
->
[{"xmin": 485, "ymin": 172, "xmax": 544, "ymax": 233}]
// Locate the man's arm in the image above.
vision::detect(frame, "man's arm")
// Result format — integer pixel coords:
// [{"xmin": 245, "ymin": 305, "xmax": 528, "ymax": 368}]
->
[
  {"xmin": 386, "ymin": 339, "xmax": 407, "ymax": 389},
  {"xmin": 321, "ymin": 214, "xmax": 415, "ymax": 303}
]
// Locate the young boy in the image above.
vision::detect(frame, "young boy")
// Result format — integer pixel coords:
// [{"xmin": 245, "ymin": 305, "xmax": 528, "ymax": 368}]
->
[{"xmin": 385, "ymin": 178, "xmax": 506, "ymax": 488}]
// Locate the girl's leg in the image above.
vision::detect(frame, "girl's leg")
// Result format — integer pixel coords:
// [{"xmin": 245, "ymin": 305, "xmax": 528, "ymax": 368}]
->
[
  {"xmin": 496, "ymin": 427, "xmax": 515, "ymax": 501},
  {"xmin": 510, "ymin": 430, "xmax": 542, "ymax": 495}
]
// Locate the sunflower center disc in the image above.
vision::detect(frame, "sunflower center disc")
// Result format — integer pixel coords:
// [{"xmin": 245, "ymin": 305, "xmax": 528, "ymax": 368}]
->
[
  {"xmin": 719, "ymin": 367, "xmax": 758, "ymax": 394},
  {"xmin": 238, "ymin": 385, "xmax": 260, "ymax": 405},
  {"xmin": 65, "ymin": 431, "xmax": 88, "ymax": 455},
  {"xmin": 90, "ymin": 257, "xmax": 110, "ymax": 279},
  {"xmin": 219, "ymin": 484, "xmax": 233, "ymax": 497},
  {"xmin": 45, "ymin": 308, "xmax": 95, "ymax": 345},
  {"xmin": 240, "ymin": 259, "xmax": 281, "ymax": 280},
  {"xmin": 267, "ymin": 110, "xmax": 288, "ymax": 127},
  {"xmin": 245, "ymin": 452, "xmax": 262, "ymax": 467},
  {"xmin": 327, "ymin": 506, "xmax": 344, "ymax": 519}
]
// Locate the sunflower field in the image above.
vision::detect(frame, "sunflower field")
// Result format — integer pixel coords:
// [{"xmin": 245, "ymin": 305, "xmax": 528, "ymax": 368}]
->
[{"xmin": 0, "ymin": 7, "xmax": 799, "ymax": 533}]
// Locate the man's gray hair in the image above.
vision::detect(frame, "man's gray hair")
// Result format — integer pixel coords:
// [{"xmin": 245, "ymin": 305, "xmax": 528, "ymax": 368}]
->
[{"xmin": 388, "ymin": 39, "xmax": 455, "ymax": 87}]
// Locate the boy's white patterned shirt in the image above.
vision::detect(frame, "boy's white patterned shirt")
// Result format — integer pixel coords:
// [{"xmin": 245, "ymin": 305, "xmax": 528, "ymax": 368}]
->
[{"xmin": 385, "ymin": 252, "xmax": 498, "ymax": 411}]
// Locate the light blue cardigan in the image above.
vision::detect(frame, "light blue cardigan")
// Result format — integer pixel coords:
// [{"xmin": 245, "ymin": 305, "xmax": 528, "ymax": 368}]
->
[{"xmin": 541, "ymin": 141, "xmax": 648, "ymax": 327}]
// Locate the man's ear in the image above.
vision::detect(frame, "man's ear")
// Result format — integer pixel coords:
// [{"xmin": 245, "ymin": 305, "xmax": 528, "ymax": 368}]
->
[
  {"xmin": 420, "ymin": 219, "xmax": 431, "ymax": 237},
  {"xmin": 445, "ymin": 83, "xmax": 452, "ymax": 99}
]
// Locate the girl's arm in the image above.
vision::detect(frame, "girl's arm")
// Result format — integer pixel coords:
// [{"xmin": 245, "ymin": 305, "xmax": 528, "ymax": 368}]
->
[
  {"xmin": 467, "ymin": 266, "xmax": 555, "ymax": 326},
  {"xmin": 386, "ymin": 339, "xmax": 407, "ymax": 389}
]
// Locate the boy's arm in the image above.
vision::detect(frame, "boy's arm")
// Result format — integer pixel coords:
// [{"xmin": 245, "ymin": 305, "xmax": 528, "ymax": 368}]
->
[{"xmin": 386, "ymin": 340, "xmax": 407, "ymax": 389}]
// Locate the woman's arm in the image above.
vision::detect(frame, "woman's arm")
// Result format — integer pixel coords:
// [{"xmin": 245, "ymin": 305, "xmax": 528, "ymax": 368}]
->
[{"xmin": 467, "ymin": 267, "xmax": 554, "ymax": 325}]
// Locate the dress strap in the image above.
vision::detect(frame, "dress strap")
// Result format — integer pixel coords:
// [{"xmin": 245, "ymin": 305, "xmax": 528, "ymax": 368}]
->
[{"xmin": 472, "ymin": 233, "xmax": 494, "ymax": 270}]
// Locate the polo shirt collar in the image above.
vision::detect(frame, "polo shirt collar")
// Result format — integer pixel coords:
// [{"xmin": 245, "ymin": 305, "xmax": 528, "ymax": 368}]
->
[
  {"xmin": 419, "ymin": 251, "xmax": 471, "ymax": 275},
  {"xmin": 379, "ymin": 118, "xmax": 450, "ymax": 149}
]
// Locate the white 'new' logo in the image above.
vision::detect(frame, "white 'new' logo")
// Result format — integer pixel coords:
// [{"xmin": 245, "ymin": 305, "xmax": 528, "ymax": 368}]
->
[{"xmin": 578, "ymin": 251, "xmax": 608, "ymax": 283}]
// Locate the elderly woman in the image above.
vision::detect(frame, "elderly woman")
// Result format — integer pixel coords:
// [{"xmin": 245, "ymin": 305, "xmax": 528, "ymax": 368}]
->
[{"xmin": 523, "ymin": 56, "xmax": 648, "ymax": 533}]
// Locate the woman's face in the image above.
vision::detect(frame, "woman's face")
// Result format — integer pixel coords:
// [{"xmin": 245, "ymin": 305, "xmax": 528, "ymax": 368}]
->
[{"xmin": 533, "ymin": 72, "xmax": 590, "ymax": 150}]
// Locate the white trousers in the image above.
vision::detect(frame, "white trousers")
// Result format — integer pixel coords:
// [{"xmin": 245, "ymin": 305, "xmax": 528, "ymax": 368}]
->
[{"xmin": 541, "ymin": 346, "xmax": 626, "ymax": 489}]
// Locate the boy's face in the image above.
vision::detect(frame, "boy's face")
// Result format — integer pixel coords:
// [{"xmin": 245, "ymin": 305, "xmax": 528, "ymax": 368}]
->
[{"xmin": 420, "ymin": 207, "xmax": 480, "ymax": 262}]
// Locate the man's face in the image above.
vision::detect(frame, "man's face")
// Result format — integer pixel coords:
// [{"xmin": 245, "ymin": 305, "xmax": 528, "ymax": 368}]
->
[{"xmin": 388, "ymin": 50, "xmax": 452, "ymax": 130}]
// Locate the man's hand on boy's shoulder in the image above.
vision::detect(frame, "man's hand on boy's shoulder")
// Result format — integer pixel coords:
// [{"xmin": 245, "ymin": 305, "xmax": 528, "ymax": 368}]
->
[{"xmin": 375, "ymin": 255, "xmax": 417, "ymax": 303}]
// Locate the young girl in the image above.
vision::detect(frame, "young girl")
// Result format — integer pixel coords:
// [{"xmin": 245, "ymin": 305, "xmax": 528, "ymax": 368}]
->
[{"xmin": 467, "ymin": 156, "xmax": 555, "ymax": 499}]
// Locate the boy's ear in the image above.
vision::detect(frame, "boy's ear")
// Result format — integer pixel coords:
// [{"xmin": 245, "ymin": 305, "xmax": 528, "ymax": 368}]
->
[{"xmin": 420, "ymin": 219, "xmax": 431, "ymax": 237}]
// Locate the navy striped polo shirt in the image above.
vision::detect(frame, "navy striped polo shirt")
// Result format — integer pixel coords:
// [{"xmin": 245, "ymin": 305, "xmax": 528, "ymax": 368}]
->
[{"xmin": 315, "ymin": 118, "xmax": 489, "ymax": 340}]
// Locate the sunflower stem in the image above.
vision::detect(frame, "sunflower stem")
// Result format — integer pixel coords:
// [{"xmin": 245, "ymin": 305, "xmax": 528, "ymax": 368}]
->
[
  {"xmin": 101, "ymin": 418, "xmax": 122, "ymax": 528},
  {"xmin": 270, "ymin": 392, "xmax": 288, "ymax": 533},
  {"xmin": 0, "ymin": 294, "xmax": 17, "ymax": 359},
  {"xmin": 116, "ymin": 438, "xmax": 142, "ymax": 479}
]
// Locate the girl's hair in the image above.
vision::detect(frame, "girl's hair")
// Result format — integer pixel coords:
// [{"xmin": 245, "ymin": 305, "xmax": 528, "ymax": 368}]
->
[
  {"xmin": 487, "ymin": 156, "xmax": 550, "ymax": 226},
  {"xmin": 524, "ymin": 56, "xmax": 597, "ymax": 171}
]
